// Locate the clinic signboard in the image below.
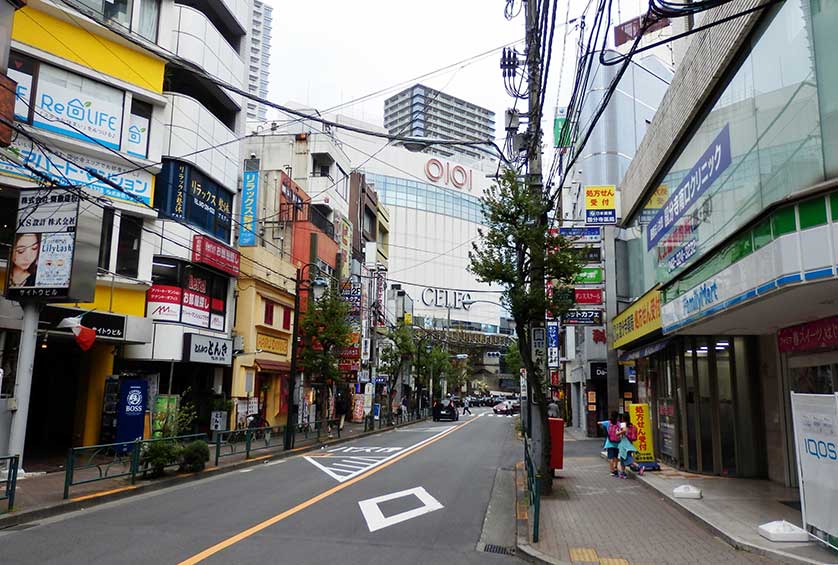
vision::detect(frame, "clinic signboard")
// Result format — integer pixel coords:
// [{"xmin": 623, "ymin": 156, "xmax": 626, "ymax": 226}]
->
[
  {"xmin": 790, "ymin": 393, "xmax": 838, "ymax": 549},
  {"xmin": 5, "ymin": 188, "xmax": 97, "ymax": 302},
  {"xmin": 584, "ymin": 185, "xmax": 616, "ymax": 225}
]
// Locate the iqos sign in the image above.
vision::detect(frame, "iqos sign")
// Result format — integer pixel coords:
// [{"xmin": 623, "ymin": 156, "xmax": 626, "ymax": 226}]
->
[
  {"xmin": 422, "ymin": 287, "xmax": 473, "ymax": 310},
  {"xmin": 424, "ymin": 158, "xmax": 473, "ymax": 191}
]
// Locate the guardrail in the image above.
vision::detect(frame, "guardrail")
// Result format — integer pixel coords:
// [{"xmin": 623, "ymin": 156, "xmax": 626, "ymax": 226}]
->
[
  {"xmin": 0, "ymin": 455, "xmax": 19, "ymax": 513},
  {"xmin": 524, "ymin": 438, "xmax": 541, "ymax": 543},
  {"xmin": 213, "ymin": 425, "xmax": 287, "ymax": 466},
  {"xmin": 63, "ymin": 434, "xmax": 206, "ymax": 499}
]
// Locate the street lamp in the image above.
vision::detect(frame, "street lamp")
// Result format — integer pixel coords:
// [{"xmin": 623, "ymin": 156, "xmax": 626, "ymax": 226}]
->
[{"xmin": 283, "ymin": 264, "xmax": 330, "ymax": 450}]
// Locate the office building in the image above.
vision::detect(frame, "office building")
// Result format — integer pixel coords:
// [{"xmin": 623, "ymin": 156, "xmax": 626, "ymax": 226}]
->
[
  {"xmin": 383, "ymin": 84, "xmax": 496, "ymax": 161},
  {"xmin": 247, "ymin": 0, "xmax": 273, "ymax": 123}
]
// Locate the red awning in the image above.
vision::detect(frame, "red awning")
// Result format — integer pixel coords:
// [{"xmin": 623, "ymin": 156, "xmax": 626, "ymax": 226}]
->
[{"xmin": 255, "ymin": 359, "xmax": 291, "ymax": 373}]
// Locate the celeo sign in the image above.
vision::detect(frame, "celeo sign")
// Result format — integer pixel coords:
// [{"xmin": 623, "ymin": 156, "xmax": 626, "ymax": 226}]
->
[
  {"xmin": 424, "ymin": 158, "xmax": 473, "ymax": 191},
  {"xmin": 421, "ymin": 288, "xmax": 472, "ymax": 309}
]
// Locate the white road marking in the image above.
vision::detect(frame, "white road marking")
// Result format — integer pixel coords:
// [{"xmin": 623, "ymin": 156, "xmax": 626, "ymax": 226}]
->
[
  {"xmin": 358, "ymin": 487, "xmax": 444, "ymax": 532},
  {"xmin": 239, "ymin": 469, "xmax": 253, "ymax": 473},
  {"xmin": 263, "ymin": 460, "xmax": 284, "ymax": 467},
  {"xmin": 393, "ymin": 426, "xmax": 455, "ymax": 432},
  {"xmin": 304, "ymin": 415, "xmax": 481, "ymax": 482}
]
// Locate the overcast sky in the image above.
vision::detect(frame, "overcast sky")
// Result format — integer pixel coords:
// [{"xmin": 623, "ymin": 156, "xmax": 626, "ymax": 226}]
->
[{"xmin": 261, "ymin": 0, "xmax": 648, "ymax": 138}]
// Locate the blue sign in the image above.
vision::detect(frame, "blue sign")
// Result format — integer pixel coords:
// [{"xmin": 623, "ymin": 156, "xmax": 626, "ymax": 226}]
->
[
  {"xmin": 559, "ymin": 227, "xmax": 601, "ymax": 242},
  {"xmin": 547, "ymin": 324, "xmax": 559, "ymax": 348},
  {"xmin": 240, "ymin": 171, "xmax": 259, "ymax": 246},
  {"xmin": 586, "ymin": 209, "xmax": 616, "ymax": 225},
  {"xmin": 116, "ymin": 379, "xmax": 147, "ymax": 450},
  {"xmin": 373, "ymin": 403, "xmax": 381, "ymax": 420},
  {"xmin": 647, "ymin": 125, "xmax": 732, "ymax": 250}
]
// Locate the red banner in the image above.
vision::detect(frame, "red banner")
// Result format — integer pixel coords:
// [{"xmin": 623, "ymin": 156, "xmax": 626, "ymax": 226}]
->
[
  {"xmin": 575, "ymin": 288, "xmax": 603, "ymax": 305},
  {"xmin": 192, "ymin": 235, "xmax": 240, "ymax": 277},
  {"xmin": 778, "ymin": 315, "xmax": 838, "ymax": 353}
]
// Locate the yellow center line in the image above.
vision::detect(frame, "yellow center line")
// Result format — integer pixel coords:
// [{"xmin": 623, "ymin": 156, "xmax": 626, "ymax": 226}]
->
[{"xmin": 177, "ymin": 414, "xmax": 483, "ymax": 565}]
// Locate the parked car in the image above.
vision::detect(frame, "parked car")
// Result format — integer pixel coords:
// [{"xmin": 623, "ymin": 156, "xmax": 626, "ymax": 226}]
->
[
  {"xmin": 433, "ymin": 399, "xmax": 459, "ymax": 421},
  {"xmin": 493, "ymin": 400, "xmax": 520, "ymax": 415},
  {"xmin": 450, "ymin": 395, "xmax": 462, "ymax": 407},
  {"xmin": 491, "ymin": 395, "xmax": 505, "ymax": 406}
]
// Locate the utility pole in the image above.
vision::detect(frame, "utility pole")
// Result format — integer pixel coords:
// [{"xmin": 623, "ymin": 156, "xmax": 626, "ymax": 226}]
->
[{"xmin": 524, "ymin": 0, "xmax": 552, "ymax": 494}]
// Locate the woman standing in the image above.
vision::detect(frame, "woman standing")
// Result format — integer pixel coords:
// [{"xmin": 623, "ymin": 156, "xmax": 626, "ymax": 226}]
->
[{"xmin": 599, "ymin": 411, "xmax": 622, "ymax": 477}]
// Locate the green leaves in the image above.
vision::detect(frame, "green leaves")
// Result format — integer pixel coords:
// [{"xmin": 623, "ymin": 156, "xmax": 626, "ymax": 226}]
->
[{"xmin": 299, "ymin": 285, "xmax": 353, "ymax": 384}]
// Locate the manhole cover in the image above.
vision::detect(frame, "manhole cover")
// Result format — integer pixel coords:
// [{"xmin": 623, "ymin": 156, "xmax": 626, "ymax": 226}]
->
[{"xmin": 483, "ymin": 544, "xmax": 516, "ymax": 555}]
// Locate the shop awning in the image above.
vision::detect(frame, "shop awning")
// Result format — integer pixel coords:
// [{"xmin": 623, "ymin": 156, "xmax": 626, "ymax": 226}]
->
[
  {"xmin": 620, "ymin": 338, "xmax": 671, "ymax": 362},
  {"xmin": 255, "ymin": 359, "xmax": 291, "ymax": 373}
]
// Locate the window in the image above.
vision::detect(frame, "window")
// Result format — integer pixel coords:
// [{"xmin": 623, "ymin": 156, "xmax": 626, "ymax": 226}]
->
[
  {"xmin": 264, "ymin": 299, "xmax": 275, "ymax": 325},
  {"xmin": 98, "ymin": 207, "xmax": 115, "ymax": 271},
  {"xmin": 116, "ymin": 214, "xmax": 143, "ymax": 278},
  {"xmin": 136, "ymin": 0, "xmax": 160, "ymax": 41},
  {"xmin": 127, "ymin": 98, "xmax": 152, "ymax": 158},
  {"xmin": 7, "ymin": 51, "xmax": 36, "ymax": 122},
  {"xmin": 282, "ymin": 307, "xmax": 292, "ymax": 330}
]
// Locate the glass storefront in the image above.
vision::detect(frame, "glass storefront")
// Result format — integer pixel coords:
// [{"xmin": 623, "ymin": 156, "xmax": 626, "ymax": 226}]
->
[{"xmin": 635, "ymin": 336, "xmax": 765, "ymax": 477}]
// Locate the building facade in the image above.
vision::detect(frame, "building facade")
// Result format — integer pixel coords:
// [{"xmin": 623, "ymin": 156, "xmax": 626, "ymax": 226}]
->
[
  {"xmin": 614, "ymin": 0, "xmax": 838, "ymax": 490},
  {"xmin": 0, "ymin": 0, "xmax": 252, "ymax": 465},
  {"xmin": 559, "ymin": 51, "xmax": 672, "ymax": 435},
  {"xmin": 383, "ymin": 84, "xmax": 496, "ymax": 162},
  {"xmin": 246, "ymin": 0, "xmax": 272, "ymax": 123}
]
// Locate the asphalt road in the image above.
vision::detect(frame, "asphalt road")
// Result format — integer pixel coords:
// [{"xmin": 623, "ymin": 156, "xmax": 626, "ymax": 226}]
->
[{"xmin": 0, "ymin": 408, "xmax": 525, "ymax": 565}]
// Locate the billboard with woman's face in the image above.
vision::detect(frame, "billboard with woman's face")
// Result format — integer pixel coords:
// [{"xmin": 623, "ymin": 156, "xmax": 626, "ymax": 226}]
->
[{"xmin": 5, "ymin": 188, "xmax": 95, "ymax": 302}]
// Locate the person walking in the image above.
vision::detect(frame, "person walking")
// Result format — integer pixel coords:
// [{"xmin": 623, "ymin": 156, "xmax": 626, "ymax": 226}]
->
[
  {"xmin": 462, "ymin": 396, "xmax": 472, "ymax": 415},
  {"xmin": 599, "ymin": 411, "xmax": 622, "ymax": 477},
  {"xmin": 618, "ymin": 413, "xmax": 644, "ymax": 477}
]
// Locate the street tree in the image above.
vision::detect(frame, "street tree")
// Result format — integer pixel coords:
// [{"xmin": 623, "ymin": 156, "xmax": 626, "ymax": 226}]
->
[
  {"xmin": 502, "ymin": 341, "xmax": 523, "ymax": 375},
  {"xmin": 468, "ymin": 168, "xmax": 582, "ymax": 493},
  {"xmin": 299, "ymin": 285, "xmax": 352, "ymax": 429},
  {"xmin": 415, "ymin": 342, "xmax": 452, "ymax": 402},
  {"xmin": 379, "ymin": 321, "xmax": 417, "ymax": 421}
]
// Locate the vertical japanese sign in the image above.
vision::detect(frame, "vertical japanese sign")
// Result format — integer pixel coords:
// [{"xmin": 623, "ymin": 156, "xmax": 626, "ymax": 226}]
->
[
  {"xmin": 239, "ymin": 170, "xmax": 259, "ymax": 246},
  {"xmin": 585, "ymin": 185, "xmax": 616, "ymax": 225},
  {"xmin": 553, "ymin": 106, "xmax": 570, "ymax": 148},
  {"xmin": 6, "ymin": 188, "xmax": 87, "ymax": 302},
  {"xmin": 627, "ymin": 403, "xmax": 656, "ymax": 466},
  {"xmin": 547, "ymin": 321, "xmax": 559, "ymax": 368},
  {"xmin": 117, "ymin": 379, "xmax": 147, "ymax": 448}
]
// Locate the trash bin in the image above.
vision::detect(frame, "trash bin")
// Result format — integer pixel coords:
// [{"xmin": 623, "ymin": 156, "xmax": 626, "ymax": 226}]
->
[{"xmin": 548, "ymin": 417, "xmax": 564, "ymax": 470}]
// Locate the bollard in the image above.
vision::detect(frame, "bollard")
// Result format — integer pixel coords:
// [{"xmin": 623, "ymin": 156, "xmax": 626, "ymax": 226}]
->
[{"xmin": 63, "ymin": 448, "xmax": 74, "ymax": 500}]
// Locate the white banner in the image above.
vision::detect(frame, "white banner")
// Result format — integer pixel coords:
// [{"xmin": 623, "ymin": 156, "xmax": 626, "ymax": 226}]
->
[{"xmin": 790, "ymin": 393, "xmax": 838, "ymax": 546}]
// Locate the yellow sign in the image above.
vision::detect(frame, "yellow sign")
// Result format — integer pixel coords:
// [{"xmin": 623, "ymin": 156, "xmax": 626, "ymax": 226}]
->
[
  {"xmin": 13, "ymin": 8, "xmax": 165, "ymax": 92},
  {"xmin": 647, "ymin": 184, "xmax": 669, "ymax": 209},
  {"xmin": 627, "ymin": 403, "xmax": 655, "ymax": 463},
  {"xmin": 404, "ymin": 312, "xmax": 413, "ymax": 325},
  {"xmin": 584, "ymin": 185, "xmax": 616, "ymax": 210},
  {"xmin": 256, "ymin": 333, "xmax": 289, "ymax": 355},
  {"xmin": 612, "ymin": 287, "xmax": 661, "ymax": 349}
]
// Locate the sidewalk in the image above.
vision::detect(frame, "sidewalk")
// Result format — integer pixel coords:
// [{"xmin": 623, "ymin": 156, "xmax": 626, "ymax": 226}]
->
[
  {"xmin": 515, "ymin": 431, "xmax": 788, "ymax": 565},
  {"xmin": 0, "ymin": 416, "xmax": 421, "ymax": 529},
  {"xmin": 638, "ymin": 465, "xmax": 838, "ymax": 565}
]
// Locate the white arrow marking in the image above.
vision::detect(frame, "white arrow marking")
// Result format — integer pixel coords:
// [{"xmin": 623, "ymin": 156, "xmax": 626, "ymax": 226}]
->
[{"xmin": 358, "ymin": 487, "xmax": 444, "ymax": 532}]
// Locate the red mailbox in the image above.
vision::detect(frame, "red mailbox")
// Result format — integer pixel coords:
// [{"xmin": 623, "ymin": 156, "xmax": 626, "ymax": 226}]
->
[{"xmin": 548, "ymin": 418, "xmax": 565, "ymax": 470}]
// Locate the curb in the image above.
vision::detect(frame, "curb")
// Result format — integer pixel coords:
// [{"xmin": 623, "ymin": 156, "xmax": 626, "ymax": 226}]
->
[
  {"xmin": 513, "ymin": 461, "xmax": 571, "ymax": 565},
  {"xmin": 633, "ymin": 474, "xmax": 829, "ymax": 565},
  {"xmin": 0, "ymin": 417, "xmax": 427, "ymax": 530}
]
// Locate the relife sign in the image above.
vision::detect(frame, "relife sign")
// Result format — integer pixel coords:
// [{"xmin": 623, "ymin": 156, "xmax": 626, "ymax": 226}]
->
[{"xmin": 421, "ymin": 288, "xmax": 472, "ymax": 310}]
